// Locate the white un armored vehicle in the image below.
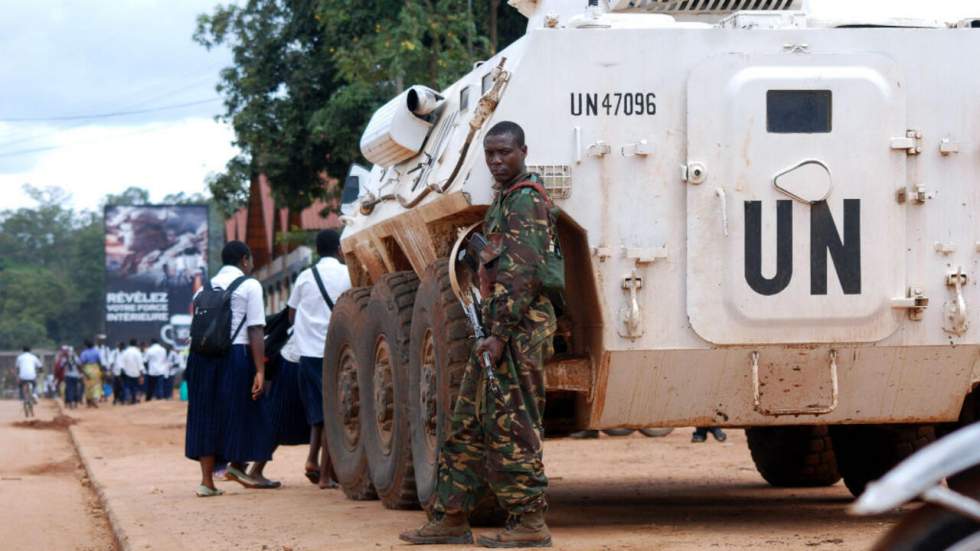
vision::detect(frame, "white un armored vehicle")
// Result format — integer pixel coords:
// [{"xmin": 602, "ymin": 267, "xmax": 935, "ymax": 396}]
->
[{"xmin": 324, "ymin": 0, "xmax": 980, "ymax": 512}]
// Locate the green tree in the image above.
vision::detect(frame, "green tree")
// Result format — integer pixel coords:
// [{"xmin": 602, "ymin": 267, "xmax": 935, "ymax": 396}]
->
[
  {"xmin": 103, "ymin": 186, "xmax": 151, "ymax": 206},
  {"xmin": 197, "ymin": 0, "xmax": 524, "ymax": 212},
  {"xmin": 0, "ymin": 186, "xmax": 104, "ymax": 348},
  {"xmin": 195, "ymin": 0, "xmax": 339, "ymax": 212}
]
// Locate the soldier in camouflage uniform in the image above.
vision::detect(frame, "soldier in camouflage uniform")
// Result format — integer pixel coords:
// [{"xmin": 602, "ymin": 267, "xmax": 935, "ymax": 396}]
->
[{"xmin": 400, "ymin": 121, "xmax": 558, "ymax": 548}]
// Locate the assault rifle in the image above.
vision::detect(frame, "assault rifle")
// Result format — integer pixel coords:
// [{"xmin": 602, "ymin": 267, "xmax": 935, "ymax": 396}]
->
[{"xmin": 455, "ymin": 231, "xmax": 505, "ymax": 400}]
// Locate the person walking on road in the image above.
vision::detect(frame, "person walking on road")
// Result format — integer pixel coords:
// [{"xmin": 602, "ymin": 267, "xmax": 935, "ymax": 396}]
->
[
  {"xmin": 248, "ymin": 229, "xmax": 350, "ymax": 488},
  {"xmin": 119, "ymin": 340, "xmax": 145, "ymax": 404},
  {"xmin": 79, "ymin": 340, "xmax": 102, "ymax": 408},
  {"xmin": 96, "ymin": 335, "xmax": 112, "ymax": 403},
  {"xmin": 144, "ymin": 339, "xmax": 168, "ymax": 400},
  {"xmin": 401, "ymin": 121, "xmax": 560, "ymax": 548},
  {"xmin": 184, "ymin": 241, "xmax": 274, "ymax": 497},
  {"xmin": 63, "ymin": 346, "xmax": 83, "ymax": 409},
  {"xmin": 16, "ymin": 346, "xmax": 42, "ymax": 413},
  {"xmin": 165, "ymin": 345, "xmax": 181, "ymax": 399},
  {"xmin": 110, "ymin": 342, "xmax": 125, "ymax": 405},
  {"xmin": 692, "ymin": 427, "xmax": 727, "ymax": 443}
]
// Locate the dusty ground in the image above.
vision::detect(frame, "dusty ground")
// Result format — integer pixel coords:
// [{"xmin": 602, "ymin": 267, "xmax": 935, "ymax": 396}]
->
[
  {"xmin": 0, "ymin": 399, "xmax": 116, "ymax": 551},
  {"xmin": 13, "ymin": 399, "xmax": 903, "ymax": 551}
]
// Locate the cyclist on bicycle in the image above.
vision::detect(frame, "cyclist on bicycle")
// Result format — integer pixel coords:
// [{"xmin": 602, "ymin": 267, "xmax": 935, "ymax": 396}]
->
[{"xmin": 16, "ymin": 346, "xmax": 42, "ymax": 414}]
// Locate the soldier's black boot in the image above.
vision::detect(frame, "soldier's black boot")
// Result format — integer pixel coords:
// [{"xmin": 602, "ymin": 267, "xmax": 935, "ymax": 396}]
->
[
  {"xmin": 399, "ymin": 512, "xmax": 473, "ymax": 545},
  {"xmin": 477, "ymin": 510, "xmax": 552, "ymax": 548}
]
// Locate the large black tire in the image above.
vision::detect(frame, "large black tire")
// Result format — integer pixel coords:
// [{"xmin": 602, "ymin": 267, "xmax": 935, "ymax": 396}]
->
[
  {"xmin": 408, "ymin": 260, "xmax": 507, "ymax": 526},
  {"xmin": 745, "ymin": 426, "xmax": 841, "ymax": 487},
  {"xmin": 409, "ymin": 260, "xmax": 472, "ymax": 507},
  {"xmin": 639, "ymin": 428, "xmax": 674, "ymax": 438},
  {"xmin": 871, "ymin": 472, "xmax": 980, "ymax": 551},
  {"xmin": 323, "ymin": 287, "xmax": 376, "ymax": 500},
  {"xmin": 831, "ymin": 424, "xmax": 936, "ymax": 498},
  {"xmin": 359, "ymin": 271, "xmax": 420, "ymax": 510}
]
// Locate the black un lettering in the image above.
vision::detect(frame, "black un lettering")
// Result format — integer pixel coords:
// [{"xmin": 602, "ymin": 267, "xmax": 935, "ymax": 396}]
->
[
  {"xmin": 744, "ymin": 200, "xmax": 793, "ymax": 296},
  {"xmin": 743, "ymin": 199, "xmax": 862, "ymax": 296}
]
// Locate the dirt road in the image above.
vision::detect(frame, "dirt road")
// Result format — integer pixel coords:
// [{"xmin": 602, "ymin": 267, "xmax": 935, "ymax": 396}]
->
[
  {"xmin": 16, "ymin": 399, "xmax": 902, "ymax": 550},
  {"xmin": 0, "ymin": 400, "xmax": 116, "ymax": 551}
]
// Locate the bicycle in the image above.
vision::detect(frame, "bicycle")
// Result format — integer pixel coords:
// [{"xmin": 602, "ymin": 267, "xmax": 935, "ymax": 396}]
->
[{"xmin": 20, "ymin": 380, "xmax": 36, "ymax": 418}]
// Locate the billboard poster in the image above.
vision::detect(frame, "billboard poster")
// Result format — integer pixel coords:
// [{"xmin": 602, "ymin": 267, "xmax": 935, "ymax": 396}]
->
[{"xmin": 104, "ymin": 205, "xmax": 209, "ymax": 350}]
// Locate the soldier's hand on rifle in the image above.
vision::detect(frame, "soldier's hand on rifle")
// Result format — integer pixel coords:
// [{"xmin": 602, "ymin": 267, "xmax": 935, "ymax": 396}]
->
[{"xmin": 477, "ymin": 336, "xmax": 505, "ymax": 366}]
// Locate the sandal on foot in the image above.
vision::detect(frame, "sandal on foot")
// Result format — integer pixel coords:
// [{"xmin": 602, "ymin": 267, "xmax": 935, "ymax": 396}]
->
[
  {"xmin": 195, "ymin": 485, "xmax": 224, "ymax": 497},
  {"xmin": 225, "ymin": 466, "xmax": 262, "ymax": 489},
  {"xmin": 253, "ymin": 478, "xmax": 282, "ymax": 489},
  {"xmin": 304, "ymin": 470, "xmax": 320, "ymax": 485}
]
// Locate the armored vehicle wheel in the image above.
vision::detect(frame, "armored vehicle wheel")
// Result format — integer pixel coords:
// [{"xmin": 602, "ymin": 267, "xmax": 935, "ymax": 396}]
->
[
  {"xmin": 359, "ymin": 272, "xmax": 420, "ymax": 510},
  {"xmin": 409, "ymin": 260, "xmax": 472, "ymax": 507},
  {"xmin": 323, "ymin": 287, "xmax": 376, "ymax": 500},
  {"xmin": 745, "ymin": 426, "xmax": 841, "ymax": 487},
  {"xmin": 602, "ymin": 429, "xmax": 636, "ymax": 437},
  {"xmin": 639, "ymin": 428, "xmax": 674, "ymax": 438},
  {"xmin": 408, "ymin": 260, "xmax": 506, "ymax": 526},
  {"xmin": 830, "ymin": 424, "xmax": 936, "ymax": 498}
]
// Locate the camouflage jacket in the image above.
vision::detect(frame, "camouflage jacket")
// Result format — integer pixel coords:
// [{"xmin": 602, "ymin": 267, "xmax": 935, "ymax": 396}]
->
[{"xmin": 481, "ymin": 173, "xmax": 557, "ymax": 343}]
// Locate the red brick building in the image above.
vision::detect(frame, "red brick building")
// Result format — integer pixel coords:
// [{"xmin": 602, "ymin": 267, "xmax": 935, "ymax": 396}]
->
[{"xmin": 225, "ymin": 173, "xmax": 341, "ymax": 313}]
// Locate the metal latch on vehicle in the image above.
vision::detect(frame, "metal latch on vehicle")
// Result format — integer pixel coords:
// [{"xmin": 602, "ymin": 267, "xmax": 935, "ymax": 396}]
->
[
  {"xmin": 892, "ymin": 287, "xmax": 929, "ymax": 321},
  {"xmin": 896, "ymin": 186, "xmax": 931, "ymax": 205},
  {"xmin": 944, "ymin": 268, "xmax": 969, "ymax": 336},
  {"xmin": 751, "ymin": 350, "xmax": 840, "ymax": 417},
  {"xmin": 682, "ymin": 162, "xmax": 707, "ymax": 185},
  {"xmin": 619, "ymin": 272, "xmax": 644, "ymax": 339},
  {"xmin": 890, "ymin": 130, "xmax": 923, "ymax": 156}
]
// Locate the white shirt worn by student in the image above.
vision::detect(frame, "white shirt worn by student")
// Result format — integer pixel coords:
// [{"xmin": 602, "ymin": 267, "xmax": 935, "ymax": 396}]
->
[
  {"xmin": 166, "ymin": 349, "xmax": 183, "ymax": 375},
  {"xmin": 287, "ymin": 256, "xmax": 352, "ymax": 358},
  {"xmin": 206, "ymin": 265, "xmax": 265, "ymax": 345},
  {"xmin": 16, "ymin": 352, "xmax": 42, "ymax": 381},
  {"xmin": 111, "ymin": 349, "xmax": 126, "ymax": 376},
  {"xmin": 145, "ymin": 343, "xmax": 169, "ymax": 376},
  {"xmin": 119, "ymin": 346, "xmax": 145, "ymax": 378}
]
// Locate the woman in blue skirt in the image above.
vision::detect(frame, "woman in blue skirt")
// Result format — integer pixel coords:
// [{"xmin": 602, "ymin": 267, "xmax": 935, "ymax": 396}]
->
[
  {"xmin": 185, "ymin": 241, "xmax": 275, "ymax": 497},
  {"xmin": 246, "ymin": 345, "xmax": 311, "ymax": 486}
]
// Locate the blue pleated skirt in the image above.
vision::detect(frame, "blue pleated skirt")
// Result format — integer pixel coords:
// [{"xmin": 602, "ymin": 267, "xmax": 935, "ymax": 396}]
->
[
  {"xmin": 264, "ymin": 359, "xmax": 310, "ymax": 446},
  {"xmin": 184, "ymin": 345, "xmax": 275, "ymax": 463},
  {"xmin": 184, "ymin": 353, "xmax": 224, "ymax": 461},
  {"xmin": 220, "ymin": 345, "xmax": 275, "ymax": 462},
  {"xmin": 298, "ymin": 356, "xmax": 325, "ymax": 426}
]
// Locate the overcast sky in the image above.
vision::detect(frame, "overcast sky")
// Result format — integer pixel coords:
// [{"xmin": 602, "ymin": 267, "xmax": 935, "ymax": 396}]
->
[
  {"xmin": 1, "ymin": 0, "xmax": 977, "ymax": 213},
  {"xmin": 0, "ymin": 1, "xmax": 235, "ymax": 212}
]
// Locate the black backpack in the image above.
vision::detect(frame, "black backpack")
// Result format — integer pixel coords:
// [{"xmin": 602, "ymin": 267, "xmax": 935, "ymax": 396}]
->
[
  {"xmin": 262, "ymin": 307, "xmax": 292, "ymax": 380},
  {"xmin": 190, "ymin": 276, "xmax": 249, "ymax": 358}
]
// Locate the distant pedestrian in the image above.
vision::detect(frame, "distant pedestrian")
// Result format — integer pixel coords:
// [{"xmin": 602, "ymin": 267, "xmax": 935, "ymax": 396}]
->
[
  {"xmin": 185, "ymin": 241, "xmax": 274, "ymax": 497},
  {"xmin": 96, "ymin": 335, "xmax": 111, "ymax": 403},
  {"xmin": 79, "ymin": 340, "xmax": 103, "ymax": 408},
  {"xmin": 119, "ymin": 339, "xmax": 145, "ymax": 404},
  {"xmin": 145, "ymin": 339, "xmax": 168, "ymax": 400},
  {"xmin": 63, "ymin": 347, "xmax": 84, "ymax": 409},
  {"xmin": 164, "ymin": 345, "xmax": 181, "ymax": 399},
  {"xmin": 692, "ymin": 427, "xmax": 727, "ymax": 443},
  {"xmin": 248, "ymin": 230, "xmax": 349, "ymax": 488},
  {"xmin": 111, "ymin": 342, "xmax": 126, "ymax": 405},
  {"xmin": 139, "ymin": 341, "xmax": 151, "ymax": 401},
  {"xmin": 53, "ymin": 346, "xmax": 68, "ymax": 397}
]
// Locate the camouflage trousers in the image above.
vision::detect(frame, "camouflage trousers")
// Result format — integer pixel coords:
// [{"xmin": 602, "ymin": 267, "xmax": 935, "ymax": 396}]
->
[{"xmin": 430, "ymin": 329, "xmax": 549, "ymax": 516}]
